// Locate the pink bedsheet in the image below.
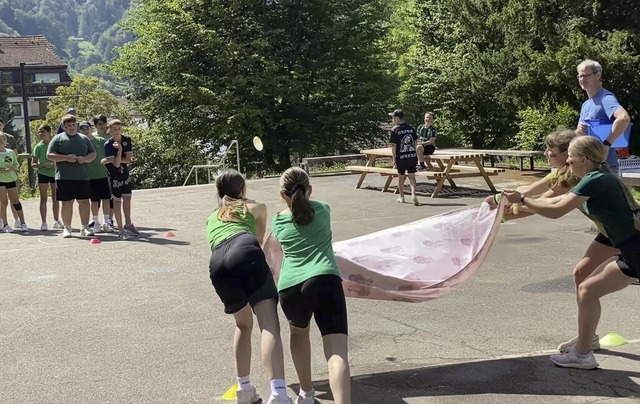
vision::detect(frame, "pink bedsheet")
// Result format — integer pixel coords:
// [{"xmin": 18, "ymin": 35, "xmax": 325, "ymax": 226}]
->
[{"xmin": 263, "ymin": 199, "xmax": 505, "ymax": 302}]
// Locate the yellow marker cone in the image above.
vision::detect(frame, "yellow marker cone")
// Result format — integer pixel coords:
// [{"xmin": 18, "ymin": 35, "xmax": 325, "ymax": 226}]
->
[
  {"xmin": 221, "ymin": 385, "xmax": 237, "ymax": 400},
  {"xmin": 599, "ymin": 332, "xmax": 628, "ymax": 347}
]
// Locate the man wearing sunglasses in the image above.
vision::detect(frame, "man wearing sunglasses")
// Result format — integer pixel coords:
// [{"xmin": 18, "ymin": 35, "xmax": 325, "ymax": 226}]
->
[{"xmin": 576, "ymin": 59, "xmax": 631, "ymax": 174}]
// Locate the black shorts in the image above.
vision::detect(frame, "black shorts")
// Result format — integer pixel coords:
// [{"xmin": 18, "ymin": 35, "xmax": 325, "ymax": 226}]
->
[
  {"xmin": 279, "ymin": 274, "xmax": 348, "ymax": 336},
  {"xmin": 110, "ymin": 176, "xmax": 132, "ymax": 200},
  {"xmin": 90, "ymin": 177, "xmax": 112, "ymax": 201},
  {"xmin": 209, "ymin": 232, "xmax": 278, "ymax": 314},
  {"xmin": 421, "ymin": 144, "xmax": 436, "ymax": 155},
  {"xmin": 396, "ymin": 158, "xmax": 418, "ymax": 175},
  {"xmin": 0, "ymin": 181, "xmax": 17, "ymax": 189},
  {"xmin": 56, "ymin": 179, "xmax": 90, "ymax": 201},
  {"xmin": 615, "ymin": 235, "xmax": 640, "ymax": 279},
  {"xmin": 37, "ymin": 174, "xmax": 55, "ymax": 184}
]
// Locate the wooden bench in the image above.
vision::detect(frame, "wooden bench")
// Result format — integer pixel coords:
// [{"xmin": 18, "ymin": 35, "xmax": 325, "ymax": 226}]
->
[
  {"xmin": 346, "ymin": 164, "xmax": 503, "ymax": 197},
  {"xmin": 301, "ymin": 154, "xmax": 367, "ymax": 173},
  {"xmin": 441, "ymin": 148, "xmax": 545, "ymax": 171}
]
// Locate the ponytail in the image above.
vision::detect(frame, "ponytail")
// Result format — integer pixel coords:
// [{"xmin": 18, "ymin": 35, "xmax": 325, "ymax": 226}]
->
[
  {"xmin": 217, "ymin": 195, "xmax": 248, "ymax": 222},
  {"xmin": 290, "ymin": 184, "xmax": 314, "ymax": 226}
]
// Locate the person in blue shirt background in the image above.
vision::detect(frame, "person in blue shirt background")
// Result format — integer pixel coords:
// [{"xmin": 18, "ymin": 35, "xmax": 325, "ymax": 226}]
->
[{"xmin": 576, "ymin": 59, "xmax": 631, "ymax": 173}]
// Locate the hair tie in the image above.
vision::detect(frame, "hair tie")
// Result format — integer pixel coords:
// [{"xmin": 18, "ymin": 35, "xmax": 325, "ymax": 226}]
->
[{"xmin": 291, "ymin": 183, "xmax": 306, "ymax": 194}]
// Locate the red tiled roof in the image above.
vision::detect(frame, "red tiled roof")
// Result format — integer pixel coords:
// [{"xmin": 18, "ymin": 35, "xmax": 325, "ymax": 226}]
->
[{"xmin": 0, "ymin": 35, "xmax": 67, "ymax": 68}]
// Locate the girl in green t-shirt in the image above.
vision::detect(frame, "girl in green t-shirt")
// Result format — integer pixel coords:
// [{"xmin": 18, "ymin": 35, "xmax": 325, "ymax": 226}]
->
[
  {"xmin": 32, "ymin": 124, "xmax": 62, "ymax": 231},
  {"xmin": 206, "ymin": 170, "xmax": 292, "ymax": 404},
  {"xmin": 272, "ymin": 167, "xmax": 351, "ymax": 404},
  {"xmin": 0, "ymin": 133, "xmax": 28, "ymax": 232},
  {"xmin": 504, "ymin": 135, "xmax": 640, "ymax": 370}
]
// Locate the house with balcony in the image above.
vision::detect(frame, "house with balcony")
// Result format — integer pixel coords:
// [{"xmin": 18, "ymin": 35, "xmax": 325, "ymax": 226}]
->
[{"xmin": 0, "ymin": 35, "xmax": 72, "ymax": 131}]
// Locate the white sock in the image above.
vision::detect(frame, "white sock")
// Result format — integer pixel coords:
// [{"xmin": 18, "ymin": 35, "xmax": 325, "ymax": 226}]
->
[
  {"xmin": 93, "ymin": 215, "xmax": 99, "ymax": 224},
  {"xmin": 299, "ymin": 389, "xmax": 314, "ymax": 399},
  {"xmin": 270, "ymin": 379, "xmax": 287, "ymax": 398},
  {"xmin": 237, "ymin": 375, "xmax": 252, "ymax": 392},
  {"xmin": 104, "ymin": 215, "xmax": 110, "ymax": 224}
]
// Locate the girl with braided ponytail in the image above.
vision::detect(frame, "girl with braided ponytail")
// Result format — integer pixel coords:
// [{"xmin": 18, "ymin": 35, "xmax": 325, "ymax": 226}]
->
[
  {"xmin": 505, "ymin": 136, "xmax": 640, "ymax": 370},
  {"xmin": 206, "ymin": 170, "xmax": 292, "ymax": 404},
  {"xmin": 273, "ymin": 167, "xmax": 351, "ymax": 404}
]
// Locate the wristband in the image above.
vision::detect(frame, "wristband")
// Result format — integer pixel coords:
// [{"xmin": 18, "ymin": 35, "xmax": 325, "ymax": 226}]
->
[
  {"xmin": 520, "ymin": 195, "xmax": 526, "ymax": 205},
  {"xmin": 603, "ymin": 139, "xmax": 612, "ymax": 147}
]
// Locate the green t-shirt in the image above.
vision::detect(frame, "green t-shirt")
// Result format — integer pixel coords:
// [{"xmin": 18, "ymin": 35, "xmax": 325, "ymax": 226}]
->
[
  {"xmin": 87, "ymin": 136, "xmax": 108, "ymax": 180},
  {"xmin": 32, "ymin": 141, "xmax": 55, "ymax": 178},
  {"xmin": 570, "ymin": 170, "xmax": 640, "ymax": 247},
  {"xmin": 206, "ymin": 207, "xmax": 257, "ymax": 249},
  {"xmin": 417, "ymin": 124, "xmax": 437, "ymax": 143},
  {"xmin": 0, "ymin": 149, "xmax": 19, "ymax": 182},
  {"xmin": 272, "ymin": 200, "xmax": 340, "ymax": 291},
  {"xmin": 47, "ymin": 133, "xmax": 95, "ymax": 181}
]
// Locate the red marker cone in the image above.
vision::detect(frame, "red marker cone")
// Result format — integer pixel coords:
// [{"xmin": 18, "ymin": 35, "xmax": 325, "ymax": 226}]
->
[
  {"xmin": 163, "ymin": 231, "xmax": 176, "ymax": 238},
  {"xmin": 90, "ymin": 237, "xmax": 101, "ymax": 244}
]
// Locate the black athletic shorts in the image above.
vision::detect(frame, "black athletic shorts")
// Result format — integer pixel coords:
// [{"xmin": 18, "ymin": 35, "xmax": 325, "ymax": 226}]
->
[
  {"xmin": 37, "ymin": 174, "xmax": 55, "ymax": 184},
  {"xmin": 110, "ymin": 176, "xmax": 132, "ymax": 200},
  {"xmin": 421, "ymin": 144, "xmax": 436, "ymax": 155},
  {"xmin": 90, "ymin": 177, "xmax": 112, "ymax": 201},
  {"xmin": 0, "ymin": 181, "xmax": 17, "ymax": 189},
  {"xmin": 279, "ymin": 274, "xmax": 348, "ymax": 336},
  {"xmin": 595, "ymin": 232, "xmax": 640, "ymax": 279},
  {"xmin": 56, "ymin": 179, "xmax": 90, "ymax": 201},
  {"xmin": 209, "ymin": 232, "xmax": 278, "ymax": 314},
  {"xmin": 396, "ymin": 157, "xmax": 418, "ymax": 175}
]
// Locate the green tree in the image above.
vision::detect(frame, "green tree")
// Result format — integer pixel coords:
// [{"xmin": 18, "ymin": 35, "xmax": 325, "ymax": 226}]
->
[
  {"xmin": 0, "ymin": 86, "xmax": 17, "ymax": 135},
  {"xmin": 113, "ymin": 0, "xmax": 395, "ymax": 172}
]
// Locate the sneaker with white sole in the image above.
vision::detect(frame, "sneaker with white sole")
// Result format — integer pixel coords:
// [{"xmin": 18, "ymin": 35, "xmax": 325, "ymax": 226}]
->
[
  {"xmin": 550, "ymin": 346, "xmax": 599, "ymax": 369},
  {"xmin": 20, "ymin": 223, "xmax": 29, "ymax": 233},
  {"xmin": 396, "ymin": 196, "xmax": 405, "ymax": 203},
  {"xmin": 3, "ymin": 224, "xmax": 13, "ymax": 233},
  {"xmin": 295, "ymin": 395, "xmax": 315, "ymax": 404},
  {"xmin": 80, "ymin": 226, "xmax": 94, "ymax": 237},
  {"xmin": 53, "ymin": 220, "xmax": 64, "ymax": 229},
  {"xmin": 236, "ymin": 387, "xmax": 261, "ymax": 404},
  {"xmin": 63, "ymin": 227, "xmax": 73, "ymax": 238},
  {"xmin": 267, "ymin": 396, "xmax": 293, "ymax": 404},
  {"xmin": 93, "ymin": 223, "xmax": 102, "ymax": 234},
  {"xmin": 124, "ymin": 223, "xmax": 140, "ymax": 236},
  {"xmin": 101, "ymin": 222, "xmax": 115, "ymax": 233},
  {"xmin": 118, "ymin": 230, "xmax": 132, "ymax": 240},
  {"xmin": 557, "ymin": 334, "xmax": 600, "ymax": 353},
  {"xmin": 40, "ymin": 222, "xmax": 49, "ymax": 231}
]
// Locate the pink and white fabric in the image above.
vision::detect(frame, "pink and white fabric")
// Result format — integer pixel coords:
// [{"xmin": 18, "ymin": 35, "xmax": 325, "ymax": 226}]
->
[{"xmin": 264, "ymin": 199, "xmax": 505, "ymax": 303}]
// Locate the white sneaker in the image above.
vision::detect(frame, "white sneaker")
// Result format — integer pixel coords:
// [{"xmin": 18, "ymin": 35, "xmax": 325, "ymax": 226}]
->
[
  {"xmin": 267, "ymin": 396, "xmax": 293, "ymax": 404},
  {"xmin": 14, "ymin": 219, "xmax": 21, "ymax": 228},
  {"xmin": 20, "ymin": 223, "xmax": 29, "ymax": 233},
  {"xmin": 557, "ymin": 334, "xmax": 600, "ymax": 353},
  {"xmin": 63, "ymin": 227, "xmax": 73, "ymax": 238},
  {"xmin": 53, "ymin": 220, "xmax": 64, "ymax": 229},
  {"xmin": 40, "ymin": 222, "xmax": 49, "ymax": 231},
  {"xmin": 236, "ymin": 387, "xmax": 261, "ymax": 404},
  {"xmin": 101, "ymin": 222, "xmax": 115, "ymax": 233},
  {"xmin": 550, "ymin": 346, "xmax": 599, "ymax": 369},
  {"xmin": 295, "ymin": 395, "xmax": 315, "ymax": 404},
  {"xmin": 396, "ymin": 196, "xmax": 405, "ymax": 203},
  {"xmin": 80, "ymin": 226, "xmax": 94, "ymax": 237},
  {"xmin": 93, "ymin": 222, "xmax": 102, "ymax": 234},
  {"xmin": 3, "ymin": 224, "xmax": 13, "ymax": 233}
]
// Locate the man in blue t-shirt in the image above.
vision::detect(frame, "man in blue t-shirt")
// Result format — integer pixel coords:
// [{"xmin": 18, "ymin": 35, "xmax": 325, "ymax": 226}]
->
[{"xmin": 576, "ymin": 59, "xmax": 631, "ymax": 173}]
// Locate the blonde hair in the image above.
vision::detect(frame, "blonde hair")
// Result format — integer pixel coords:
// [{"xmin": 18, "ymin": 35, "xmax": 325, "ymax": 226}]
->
[
  {"xmin": 215, "ymin": 170, "xmax": 247, "ymax": 222},
  {"xmin": 545, "ymin": 130, "xmax": 580, "ymax": 188},
  {"xmin": 569, "ymin": 136, "xmax": 640, "ymax": 230},
  {"xmin": 280, "ymin": 167, "xmax": 314, "ymax": 225}
]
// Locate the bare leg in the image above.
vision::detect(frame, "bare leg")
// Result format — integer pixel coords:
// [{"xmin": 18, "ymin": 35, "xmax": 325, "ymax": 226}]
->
[
  {"xmin": 61, "ymin": 200, "xmax": 74, "ymax": 227},
  {"xmin": 7, "ymin": 188, "xmax": 25, "ymax": 224},
  {"xmin": 323, "ymin": 333, "xmax": 351, "ymax": 404},
  {"xmin": 0, "ymin": 187, "xmax": 8, "ymax": 225},
  {"xmin": 101, "ymin": 198, "xmax": 110, "ymax": 217},
  {"xmin": 232, "ymin": 304, "xmax": 254, "ymax": 378},
  {"xmin": 91, "ymin": 200, "xmax": 100, "ymax": 218},
  {"xmin": 397, "ymin": 174, "xmax": 406, "ymax": 198},
  {"xmin": 573, "ymin": 239, "xmax": 619, "ymax": 286},
  {"xmin": 253, "ymin": 298, "xmax": 286, "ymax": 381},
  {"xmin": 51, "ymin": 183, "xmax": 60, "ymax": 222},
  {"xmin": 416, "ymin": 145, "xmax": 425, "ymax": 164},
  {"xmin": 38, "ymin": 183, "xmax": 48, "ymax": 223},
  {"xmin": 290, "ymin": 325, "xmax": 313, "ymax": 392},
  {"xmin": 407, "ymin": 173, "xmax": 418, "ymax": 196},
  {"xmin": 78, "ymin": 199, "xmax": 90, "ymax": 226},
  {"xmin": 113, "ymin": 199, "xmax": 124, "ymax": 230},
  {"xmin": 575, "ymin": 262, "xmax": 633, "ymax": 353},
  {"xmin": 123, "ymin": 195, "xmax": 132, "ymax": 225}
]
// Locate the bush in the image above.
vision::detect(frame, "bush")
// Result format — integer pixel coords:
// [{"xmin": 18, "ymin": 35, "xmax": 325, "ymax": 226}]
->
[{"xmin": 514, "ymin": 103, "xmax": 578, "ymax": 151}]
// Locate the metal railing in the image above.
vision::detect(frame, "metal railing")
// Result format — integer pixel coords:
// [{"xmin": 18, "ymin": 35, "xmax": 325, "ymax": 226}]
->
[{"xmin": 183, "ymin": 139, "xmax": 240, "ymax": 186}]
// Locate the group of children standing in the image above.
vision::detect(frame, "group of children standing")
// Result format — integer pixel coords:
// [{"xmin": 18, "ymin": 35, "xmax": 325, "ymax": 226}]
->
[
  {"xmin": 206, "ymin": 167, "xmax": 351, "ymax": 404},
  {"xmin": 0, "ymin": 114, "xmax": 139, "ymax": 240}
]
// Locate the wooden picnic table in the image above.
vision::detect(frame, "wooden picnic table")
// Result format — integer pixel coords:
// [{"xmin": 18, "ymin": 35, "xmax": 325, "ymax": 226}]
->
[{"xmin": 352, "ymin": 148, "xmax": 501, "ymax": 198}]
